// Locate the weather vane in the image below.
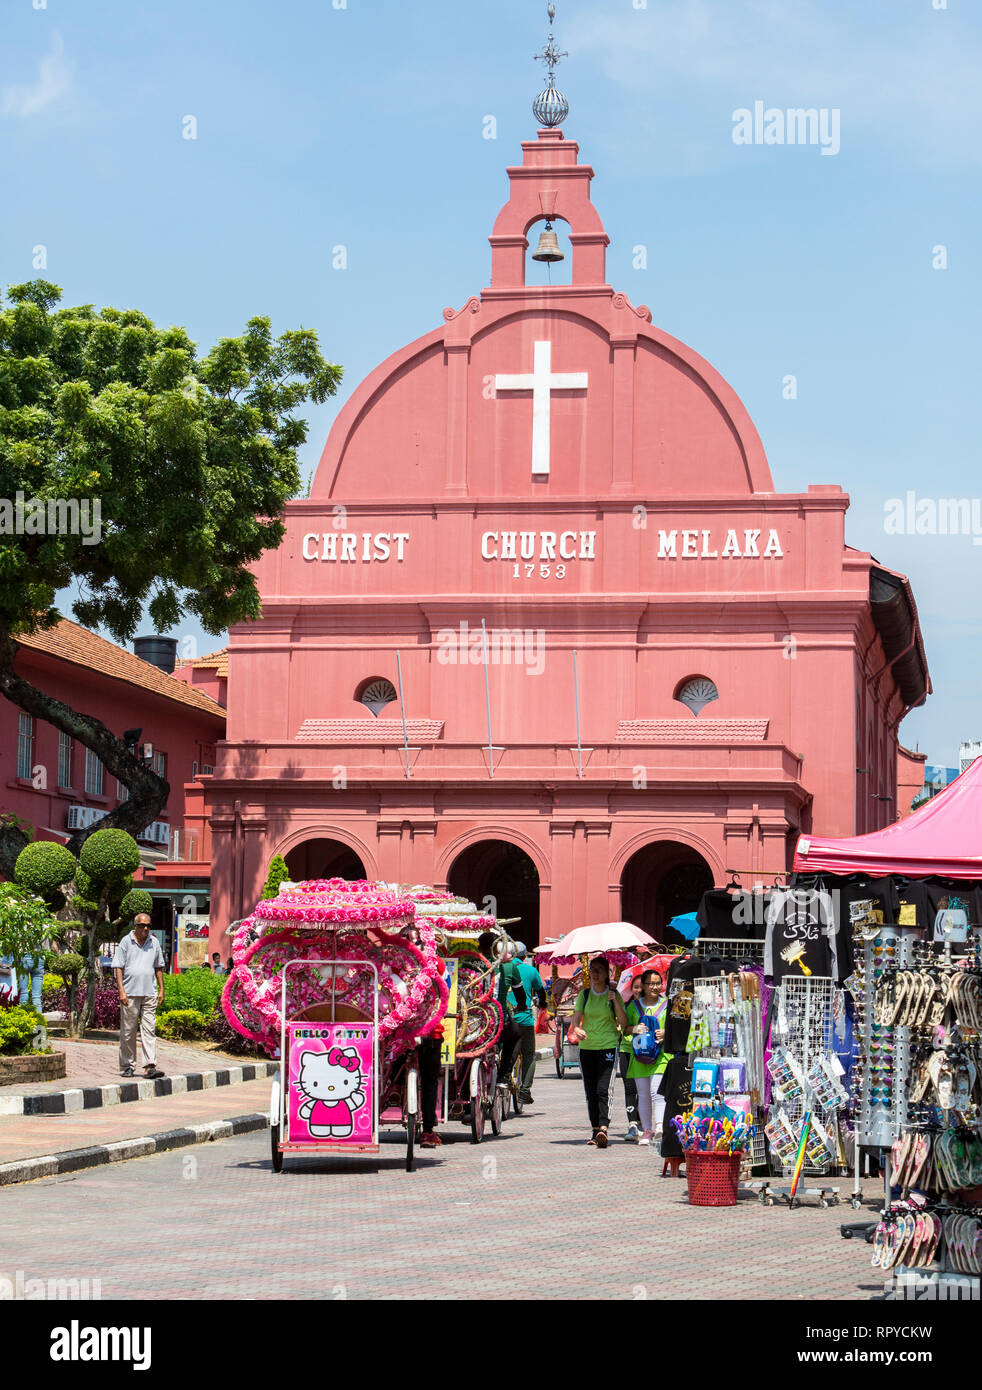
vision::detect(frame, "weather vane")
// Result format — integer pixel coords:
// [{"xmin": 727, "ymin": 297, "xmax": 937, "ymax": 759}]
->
[{"xmin": 532, "ymin": 1, "xmax": 570, "ymax": 128}]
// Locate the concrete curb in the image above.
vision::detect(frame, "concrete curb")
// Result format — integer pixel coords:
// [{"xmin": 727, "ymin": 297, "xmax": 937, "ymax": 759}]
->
[
  {"xmin": 0, "ymin": 1112, "xmax": 270, "ymax": 1187},
  {"xmin": 0, "ymin": 1061, "xmax": 278, "ymax": 1117}
]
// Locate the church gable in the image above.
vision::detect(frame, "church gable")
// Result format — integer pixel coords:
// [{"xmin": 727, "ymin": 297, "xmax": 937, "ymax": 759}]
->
[{"xmin": 313, "ymin": 128, "xmax": 773, "ymax": 505}]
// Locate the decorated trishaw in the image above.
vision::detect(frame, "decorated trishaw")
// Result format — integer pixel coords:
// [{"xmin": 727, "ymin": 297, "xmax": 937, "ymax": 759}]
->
[
  {"xmin": 399, "ymin": 887, "xmax": 509, "ymax": 1142},
  {"xmin": 221, "ymin": 878, "xmax": 448, "ymax": 1173}
]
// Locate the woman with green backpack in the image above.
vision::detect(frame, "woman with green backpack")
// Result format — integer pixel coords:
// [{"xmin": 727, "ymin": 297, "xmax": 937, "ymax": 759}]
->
[
  {"xmin": 568, "ymin": 955, "xmax": 631, "ymax": 1147},
  {"xmin": 625, "ymin": 969, "xmax": 671, "ymax": 1145}
]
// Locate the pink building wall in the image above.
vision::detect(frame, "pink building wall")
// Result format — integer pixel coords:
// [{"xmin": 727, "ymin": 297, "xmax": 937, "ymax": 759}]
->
[
  {"xmin": 2, "ymin": 632, "xmax": 224, "ymax": 910},
  {"xmin": 203, "ymin": 129, "xmax": 929, "ymax": 950}
]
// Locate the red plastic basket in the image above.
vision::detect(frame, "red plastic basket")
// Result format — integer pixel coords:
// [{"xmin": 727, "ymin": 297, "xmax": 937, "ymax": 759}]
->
[{"xmin": 684, "ymin": 1150, "xmax": 742, "ymax": 1207}]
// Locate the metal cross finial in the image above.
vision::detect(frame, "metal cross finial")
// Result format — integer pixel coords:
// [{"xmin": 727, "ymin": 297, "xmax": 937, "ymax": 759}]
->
[{"xmin": 534, "ymin": 1, "xmax": 567, "ymax": 86}]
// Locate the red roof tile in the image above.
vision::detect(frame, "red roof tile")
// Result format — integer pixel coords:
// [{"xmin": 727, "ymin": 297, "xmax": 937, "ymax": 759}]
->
[{"xmin": 16, "ymin": 620, "xmax": 226, "ymax": 721}]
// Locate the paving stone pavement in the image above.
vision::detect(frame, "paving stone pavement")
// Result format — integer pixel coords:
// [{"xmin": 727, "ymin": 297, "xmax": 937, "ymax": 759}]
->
[
  {"xmin": 4, "ymin": 1036, "xmax": 258, "ymax": 1097},
  {"xmin": 0, "ymin": 1077, "xmax": 274, "ymax": 1165},
  {"xmin": 0, "ymin": 1071, "xmax": 886, "ymax": 1300}
]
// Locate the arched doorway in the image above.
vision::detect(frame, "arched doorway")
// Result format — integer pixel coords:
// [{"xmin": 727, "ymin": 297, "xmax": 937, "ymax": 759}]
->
[
  {"xmin": 447, "ymin": 840, "xmax": 541, "ymax": 946},
  {"xmin": 285, "ymin": 838, "xmax": 367, "ymax": 883},
  {"xmin": 619, "ymin": 841, "xmax": 714, "ymax": 944}
]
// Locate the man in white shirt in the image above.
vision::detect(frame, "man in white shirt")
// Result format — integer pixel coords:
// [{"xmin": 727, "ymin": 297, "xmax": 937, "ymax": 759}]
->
[{"xmin": 113, "ymin": 914, "xmax": 166, "ymax": 1079}]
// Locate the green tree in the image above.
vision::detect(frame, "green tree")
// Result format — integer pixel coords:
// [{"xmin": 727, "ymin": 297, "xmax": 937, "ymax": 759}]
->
[
  {"xmin": 0, "ymin": 883, "xmax": 55, "ymax": 971},
  {"xmin": 0, "ymin": 279, "xmax": 342, "ymax": 873},
  {"xmin": 16, "ymin": 830, "xmax": 158, "ymax": 1037},
  {"xmin": 262, "ymin": 853, "xmax": 291, "ymax": 899}
]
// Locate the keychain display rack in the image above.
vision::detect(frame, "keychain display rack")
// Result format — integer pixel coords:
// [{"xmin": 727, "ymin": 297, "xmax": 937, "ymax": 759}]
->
[{"xmin": 687, "ymin": 973, "xmax": 767, "ymax": 1170}]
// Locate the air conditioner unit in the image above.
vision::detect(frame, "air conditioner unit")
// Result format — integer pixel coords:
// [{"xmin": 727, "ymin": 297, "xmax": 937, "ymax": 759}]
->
[
  {"xmin": 67, "ymin": 805, "xmax": 104, "ymax": 831},
  {"xmin": 153, "ymin": 821, "xmax": 171, "ymax": 845},
  {"xmin": 202, "ymin": 765, "xmax": 215, "ymax": 776}
]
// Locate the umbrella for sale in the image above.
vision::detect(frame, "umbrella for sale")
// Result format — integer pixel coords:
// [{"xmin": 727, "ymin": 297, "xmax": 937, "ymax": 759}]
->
[
  {"xmin": 788, "ymin": 1110, "xmax": 812, "ymax": 1207},
  {"xmin": 667, "ymin": 911, "xmax": 700, "ymax": 942}
]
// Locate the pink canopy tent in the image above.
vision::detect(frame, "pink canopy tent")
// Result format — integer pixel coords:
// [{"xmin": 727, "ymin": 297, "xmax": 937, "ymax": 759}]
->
[{"xmin": 793, "ymin": 756, "xmax": 982, "ymax": 879}]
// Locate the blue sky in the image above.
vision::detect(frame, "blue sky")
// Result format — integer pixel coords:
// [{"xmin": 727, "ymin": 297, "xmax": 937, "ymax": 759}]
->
[{"xmin": 2, "ymin": 0, "xmax": 978, "ymax": 767}]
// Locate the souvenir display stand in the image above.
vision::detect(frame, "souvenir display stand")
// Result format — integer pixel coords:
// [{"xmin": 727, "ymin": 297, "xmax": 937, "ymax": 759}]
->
[
  {"xmin": 794, "ymin": 773, "xmax": 982, "ymax": 1291},
  {"xmin": 756, "ymin": 975, "xmax": 847, "ymax": 1208},
  {"xmin": 862, "ymin": 928, "xmax": 982, "ymax": 1297},
  {"xmin": 683, "ymin": 972, "xmax": 767, "ymax": 1179}
]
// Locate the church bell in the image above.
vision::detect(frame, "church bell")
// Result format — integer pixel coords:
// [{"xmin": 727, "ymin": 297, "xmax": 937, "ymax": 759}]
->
[{"xmin": 531, "ymin": 220, "xmax": 564, "ymax": 263}]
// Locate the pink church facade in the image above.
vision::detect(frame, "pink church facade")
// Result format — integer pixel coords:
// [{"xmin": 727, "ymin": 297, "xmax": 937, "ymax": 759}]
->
[{"xmin": 205, "ymin": 128, "xmax": 929, "ymax": 951}]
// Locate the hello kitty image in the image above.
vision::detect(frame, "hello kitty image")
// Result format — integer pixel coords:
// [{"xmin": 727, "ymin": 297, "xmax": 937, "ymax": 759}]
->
[{"xmin": 296, "ymin": 1047, "xmax": 366, "ymax": 1137}]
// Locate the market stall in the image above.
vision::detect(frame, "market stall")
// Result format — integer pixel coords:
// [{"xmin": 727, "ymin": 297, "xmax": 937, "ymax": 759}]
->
[{"xmin": 794, "ymin": 759, "xmax": 982, "ymax": 1293}]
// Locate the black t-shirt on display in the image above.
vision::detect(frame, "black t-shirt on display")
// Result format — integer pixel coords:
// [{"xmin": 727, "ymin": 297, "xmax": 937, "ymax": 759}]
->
[
  {"xmin": 827, "ymin": 876, "xmax": 901, "ymax": 980},
  {"xmin": 923, "ymin": 880, "xmax": 982, "ymax": 942},
  {"xmin": 695, "ymin": 890, "xmax": 769, "ymax": 942},
  {"xmin": 764, "ymin": 887, "xmax": 839, "ymax": 982}
]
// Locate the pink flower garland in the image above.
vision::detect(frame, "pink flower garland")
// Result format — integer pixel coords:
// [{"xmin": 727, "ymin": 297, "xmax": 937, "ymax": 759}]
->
[{"xmin": 221, "ymin": 880, "xmax": 448, "ymax": 1066}]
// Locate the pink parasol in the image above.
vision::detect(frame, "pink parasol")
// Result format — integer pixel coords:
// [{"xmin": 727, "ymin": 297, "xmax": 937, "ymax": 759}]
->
[{"xmin": 546, "ymin": 921, "xmax": 655, "ymax": 965}]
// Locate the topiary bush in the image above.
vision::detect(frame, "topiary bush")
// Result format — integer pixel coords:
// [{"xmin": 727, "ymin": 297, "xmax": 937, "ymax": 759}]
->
[
  {"xmin": 13, "ymin": 841, "xmax": 77, "ymax": 902},
  {"xmin": 44, "ymin": 949, "xmax": 86, "ymax": 980},
  {"xmin": 119, "ymin": 889, "xmax": 154, "ymax": 921},
  {"xmin": 156, "ymin": 1008, "xmax": 207, "ymax": 1040},
  {"xmin": 262, "ymin": 854, "xmax": 290, "ymax": 900},
  {"xmin": 162, "ymin": 970, "xmax": 224, "ymax": 1019},
  {"xmin": 79, "ymin": 829, "xmax": 141, "ymax": 885}
]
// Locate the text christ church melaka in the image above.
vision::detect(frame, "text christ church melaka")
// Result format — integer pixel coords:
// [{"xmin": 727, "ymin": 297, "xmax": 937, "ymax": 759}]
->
[{"xmin": 204, "ymin": 126, "xmax": 929, "ymax": 953}]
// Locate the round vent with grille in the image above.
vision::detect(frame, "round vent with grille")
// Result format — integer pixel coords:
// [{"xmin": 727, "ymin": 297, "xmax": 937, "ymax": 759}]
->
[
  {"xmin": 676, "ymin": 677, "xmax": 719, "ymax": 717},
  {"xmin": 358, "ymin": 679, "xmax": 397, "ymax": 718}
]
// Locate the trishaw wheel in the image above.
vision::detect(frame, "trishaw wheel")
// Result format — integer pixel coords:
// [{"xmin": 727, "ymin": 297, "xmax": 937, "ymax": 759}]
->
[
  {"xmin": 490, "ymin": 1086, "xmax": 504, "ymax": 1135},
  {"xmin": 270, "ymin": 1123, "xmax": 283, "ymax": 1173},
  {"xmin": 555, "ymin": 1056, "xmax": 562, "ymax": 1079},
  {"xmin": 469, "ymin": 1065, "xmax": 486, "ymax": 1144}
]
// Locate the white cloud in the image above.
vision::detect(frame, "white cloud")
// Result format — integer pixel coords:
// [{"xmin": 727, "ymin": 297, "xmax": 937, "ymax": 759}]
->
[
  {"xmin": 566, "ymin": 0, "xmax": 982, "ymax": 171},
  {"xmin": 2, "ymin": 32, "xmax": 72, "ymax": 119}
]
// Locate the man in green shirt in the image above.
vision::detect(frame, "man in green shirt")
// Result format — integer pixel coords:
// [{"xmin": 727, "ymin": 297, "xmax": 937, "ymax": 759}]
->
[
  {"xmin": 478, "ymin": 932, "xmax": 525, "ymax": 1097},
  {"xmin": 510, "ymin": 942, "xmax": 548, "ymax": 1106}
]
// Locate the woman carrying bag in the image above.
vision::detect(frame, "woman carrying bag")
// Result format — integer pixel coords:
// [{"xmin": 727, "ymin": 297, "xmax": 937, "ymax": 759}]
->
[
  {"xmin": 568, "ymin": 955, "xmax": 630, "ymax": 1148},
  {"xmin": 626, "ymin": 969, "xmax": 671, "ymax": 1145}
]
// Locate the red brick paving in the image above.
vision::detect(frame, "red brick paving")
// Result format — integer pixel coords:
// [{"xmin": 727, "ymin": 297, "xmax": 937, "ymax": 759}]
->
[
  {"xmin": 0, "ymin": 1078, "xmax": 272, "ymax": 1164},
  {"xmin": 4, "ymin": 1036, "xmax": 253, "ymax": 1097},
  {"xmin": 0, "ymin": 1072, "xmax": 885, "ymax": 1299}
]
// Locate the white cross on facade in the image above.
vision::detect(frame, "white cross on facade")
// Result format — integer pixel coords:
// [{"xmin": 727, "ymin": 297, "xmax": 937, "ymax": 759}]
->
[{"xmin": 494, "ymin": 340, "xmax": 588, "ymax": 477}]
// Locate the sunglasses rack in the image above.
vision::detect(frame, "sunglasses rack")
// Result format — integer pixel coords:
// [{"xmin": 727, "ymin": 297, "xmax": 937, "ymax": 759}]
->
[
  {"xmin": 767, "ymin": 975, "xmax": 845, "ymax": 1177},
  {"xmin": 853, "ymin": 928, "xmax": 982, "ymax": 1297},
  {"xmin": 856, "ymin": 926, "xmax": 915, "ymax": 1151}
]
